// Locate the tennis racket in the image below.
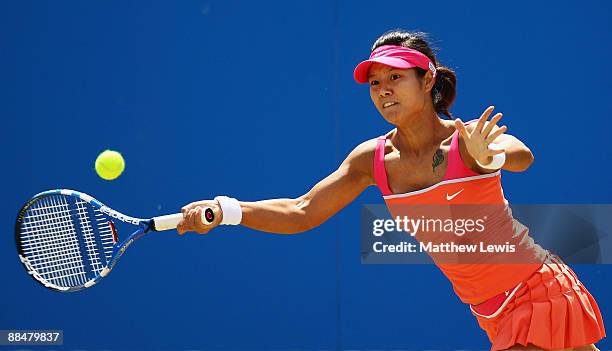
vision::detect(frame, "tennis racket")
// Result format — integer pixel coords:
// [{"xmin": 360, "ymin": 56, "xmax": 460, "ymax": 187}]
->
[{"xmin": 15, "ymin": 189, "xmax": 214, "ymax": 292}]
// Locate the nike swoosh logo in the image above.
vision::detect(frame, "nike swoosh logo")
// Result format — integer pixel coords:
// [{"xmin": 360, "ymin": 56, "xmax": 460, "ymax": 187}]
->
[{"xmin": 446, "ymin": 189, "xmax": 464, "ymax": 201}]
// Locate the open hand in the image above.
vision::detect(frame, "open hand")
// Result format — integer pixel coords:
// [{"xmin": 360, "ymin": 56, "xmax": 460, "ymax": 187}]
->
[{"xmin": 455, "ymin": 106, "xmax": 507, "ymax": 165}]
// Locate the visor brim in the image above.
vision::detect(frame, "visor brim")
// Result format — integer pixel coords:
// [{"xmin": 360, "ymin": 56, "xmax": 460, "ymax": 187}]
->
[{"xmin": 353, "ymin": 57, "xmax": 417, "ymax": 84}]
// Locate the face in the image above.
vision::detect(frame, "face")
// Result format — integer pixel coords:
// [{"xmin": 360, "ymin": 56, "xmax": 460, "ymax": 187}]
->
[{"xmin": 368, "ymin": 63, "xmax": 433, "ymax": 125}]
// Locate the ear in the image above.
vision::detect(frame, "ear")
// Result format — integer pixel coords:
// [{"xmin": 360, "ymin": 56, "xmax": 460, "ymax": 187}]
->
[{"xmin": 423, "ymin": 70, "xmax": 436, "ymax": 93}]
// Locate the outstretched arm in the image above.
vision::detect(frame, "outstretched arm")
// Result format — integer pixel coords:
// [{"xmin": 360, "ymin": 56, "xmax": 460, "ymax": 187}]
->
[{"xmin": 177, "ymin": 140, "xmax": 376, "ymax": 235}]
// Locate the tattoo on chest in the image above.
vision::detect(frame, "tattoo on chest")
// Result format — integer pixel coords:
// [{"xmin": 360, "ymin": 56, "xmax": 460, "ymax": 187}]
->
[{"xmin": 432, "ymin": 149, "xmax": 444, "ymax": 172}]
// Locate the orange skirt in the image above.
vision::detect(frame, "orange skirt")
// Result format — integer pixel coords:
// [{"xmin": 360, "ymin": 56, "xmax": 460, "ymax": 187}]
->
[{"xmin": 474, "ymin": 258, "xmax": 606, "ymax": 350}]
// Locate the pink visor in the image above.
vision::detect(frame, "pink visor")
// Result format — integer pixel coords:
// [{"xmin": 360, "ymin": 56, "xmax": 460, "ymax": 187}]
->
[{"xmin": 353, "ymin": 45, "xmax": 437, "ymax": 84}]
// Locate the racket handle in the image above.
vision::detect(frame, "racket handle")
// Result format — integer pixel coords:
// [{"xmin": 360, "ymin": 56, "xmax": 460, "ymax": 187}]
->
[{"xmin": 152, "ymin": 207, "xmax": 215, "ymax": 231}]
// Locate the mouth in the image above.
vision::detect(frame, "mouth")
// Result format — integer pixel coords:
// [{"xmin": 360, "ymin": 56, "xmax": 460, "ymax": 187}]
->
[{"xmin": 382, "ymin": 102, "xmax": 398, "ymax": 108}]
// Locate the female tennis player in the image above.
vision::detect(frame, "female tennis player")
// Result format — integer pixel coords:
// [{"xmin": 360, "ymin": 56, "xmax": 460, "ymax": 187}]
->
[{"xmin": 176, "ymin": 30, "xmax": 606, "ymax": 350}]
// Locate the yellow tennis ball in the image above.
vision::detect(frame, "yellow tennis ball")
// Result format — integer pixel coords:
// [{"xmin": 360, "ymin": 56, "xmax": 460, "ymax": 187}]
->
[{"xmin": 95, "ymin": 150, "xmax": 125, "ymax": 180}]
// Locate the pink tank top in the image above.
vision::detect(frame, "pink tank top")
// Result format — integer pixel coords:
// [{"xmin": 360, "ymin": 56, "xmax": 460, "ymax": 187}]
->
[
  {"xmin": 374, "ymin": 125, "xmax": 479, "ymax": 196},
  {"xmin": 372, "ymin": 124, "xmax": 545, "ymax": 304}
]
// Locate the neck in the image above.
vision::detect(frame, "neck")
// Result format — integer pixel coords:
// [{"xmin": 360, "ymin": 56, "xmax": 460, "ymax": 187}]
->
[{"xmin": 391, "ymin": 105, "xmax": 449, "ymax": 155}]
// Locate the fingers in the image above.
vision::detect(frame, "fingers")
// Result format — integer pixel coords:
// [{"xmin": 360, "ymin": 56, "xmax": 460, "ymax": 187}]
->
[
  {"xmin": 177, "ymin": 220, "xmax": 186, "ymax": 235},
  {"xmin": 188, "ymin": 208, "xmax": 199, "ymax": 230},
  {"xmin": 176, "ymin": 211, "xmax": 193, "ymax": 235},
  {"xmin": 178, "ymin": 208, "xmax": 201, "ymax": 235},
  {"xmin": 481, "ymin": 113, "xmax": 503, "ymax": 137},
  {"xmin": 177, "ymin": 201, "xmax": 220, "ymax": 235},
  {"xmin": 486, "ymin": 125, "xmax": 507, "ymax": 143},
  {"xmin": 181, "ymin": 202, "xmax": 197, "ymax": 216},
  {"xmin": 475, "ymin": 106, "xmax": 495, "ymax": 133},
  {"xmin": 455, "ymin": 119, "xmax": 470, "ymax": 140}
]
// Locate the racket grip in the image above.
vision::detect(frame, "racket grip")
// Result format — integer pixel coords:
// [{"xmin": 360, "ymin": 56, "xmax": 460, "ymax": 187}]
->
[{"xmin": 152, "ymin": 207, "xmax": 215, "ymax": 231}]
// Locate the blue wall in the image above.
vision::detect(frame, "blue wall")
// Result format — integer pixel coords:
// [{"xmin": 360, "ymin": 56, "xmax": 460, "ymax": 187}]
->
[{"xmin": 1, "ymin": 1, "xmax": 610, "ymax": 350}]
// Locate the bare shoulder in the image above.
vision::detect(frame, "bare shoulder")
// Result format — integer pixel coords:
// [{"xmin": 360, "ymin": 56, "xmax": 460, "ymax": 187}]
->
[{"xmin": 341, "ymin": 137, "xmax": 380, "ymax": 184}]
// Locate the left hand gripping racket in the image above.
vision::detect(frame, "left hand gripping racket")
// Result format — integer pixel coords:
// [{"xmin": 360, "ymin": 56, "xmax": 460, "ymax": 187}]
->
[{"xmin": 15, "ymin": 189, "xmax": 214, "ymax": 292}]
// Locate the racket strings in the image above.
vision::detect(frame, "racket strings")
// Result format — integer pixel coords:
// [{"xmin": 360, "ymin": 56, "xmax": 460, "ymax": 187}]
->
[
  {"xmin": 20, "ymin": 196, "xmax": 86, "ymax": 288},
  {"xmin": 75, "ymin": 200, "xmax": 105, "ymax": 274},
  {"xmin": 94, "ymin": 212, "xmax": 117, "ymax": 261},
  {"xmin": 43, "ymin": 195, "xmax": 88, "ymax": 288},
  {"xmin": 18, "ymin": 195, "xmax": 116, "ymax": 288}
]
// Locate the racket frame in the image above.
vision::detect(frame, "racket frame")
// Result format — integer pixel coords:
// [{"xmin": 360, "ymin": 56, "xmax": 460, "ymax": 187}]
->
[{"xmin": 16, "ymin": 189, "xmax": 154, "ymax": 292}]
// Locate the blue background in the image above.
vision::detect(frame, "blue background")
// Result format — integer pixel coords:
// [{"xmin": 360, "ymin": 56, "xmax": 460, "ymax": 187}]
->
[{"xmin": 1, "ymin": 1, "xmax": 611, "ymax": 350}]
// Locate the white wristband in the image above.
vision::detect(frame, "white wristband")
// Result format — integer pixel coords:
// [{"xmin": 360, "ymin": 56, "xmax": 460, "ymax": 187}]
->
[
  {"xmin": 475, "ymin": 144, "xmax": 506, "ymax": 171},
  {"xmin": 214, "ymin": 196, "xmax": 242, "ymax": 225}
]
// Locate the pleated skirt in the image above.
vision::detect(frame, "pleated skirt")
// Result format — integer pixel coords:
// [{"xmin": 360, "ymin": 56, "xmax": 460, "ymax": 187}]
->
[{"xmin": 474, "ymin": 257, "xmax": 606, "ymax": 350}]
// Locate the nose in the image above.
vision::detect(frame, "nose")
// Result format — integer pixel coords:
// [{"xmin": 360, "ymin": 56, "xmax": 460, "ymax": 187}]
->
[
  {"xmin": 377, "ymin": 83, "xmax": 392, "ymax": 98},
  {"xmin": 379, "ymin": 88, "xmax": 392, "ymax": 98}
]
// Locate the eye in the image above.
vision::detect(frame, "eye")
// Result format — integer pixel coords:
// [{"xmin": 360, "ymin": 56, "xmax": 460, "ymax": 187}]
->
[
  {"xmin": 391, "ymin": 74, "xmax": 401, "ymax": 80},
  {"xmin": 369, "ymin": 80, "xmax": 379, "ymax": 86}
]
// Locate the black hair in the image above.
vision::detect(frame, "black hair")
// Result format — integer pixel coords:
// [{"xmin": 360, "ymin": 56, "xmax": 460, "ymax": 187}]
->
[{"xmin": 372, "ymin": 30, "xmax": 456, "ymax": 118}]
